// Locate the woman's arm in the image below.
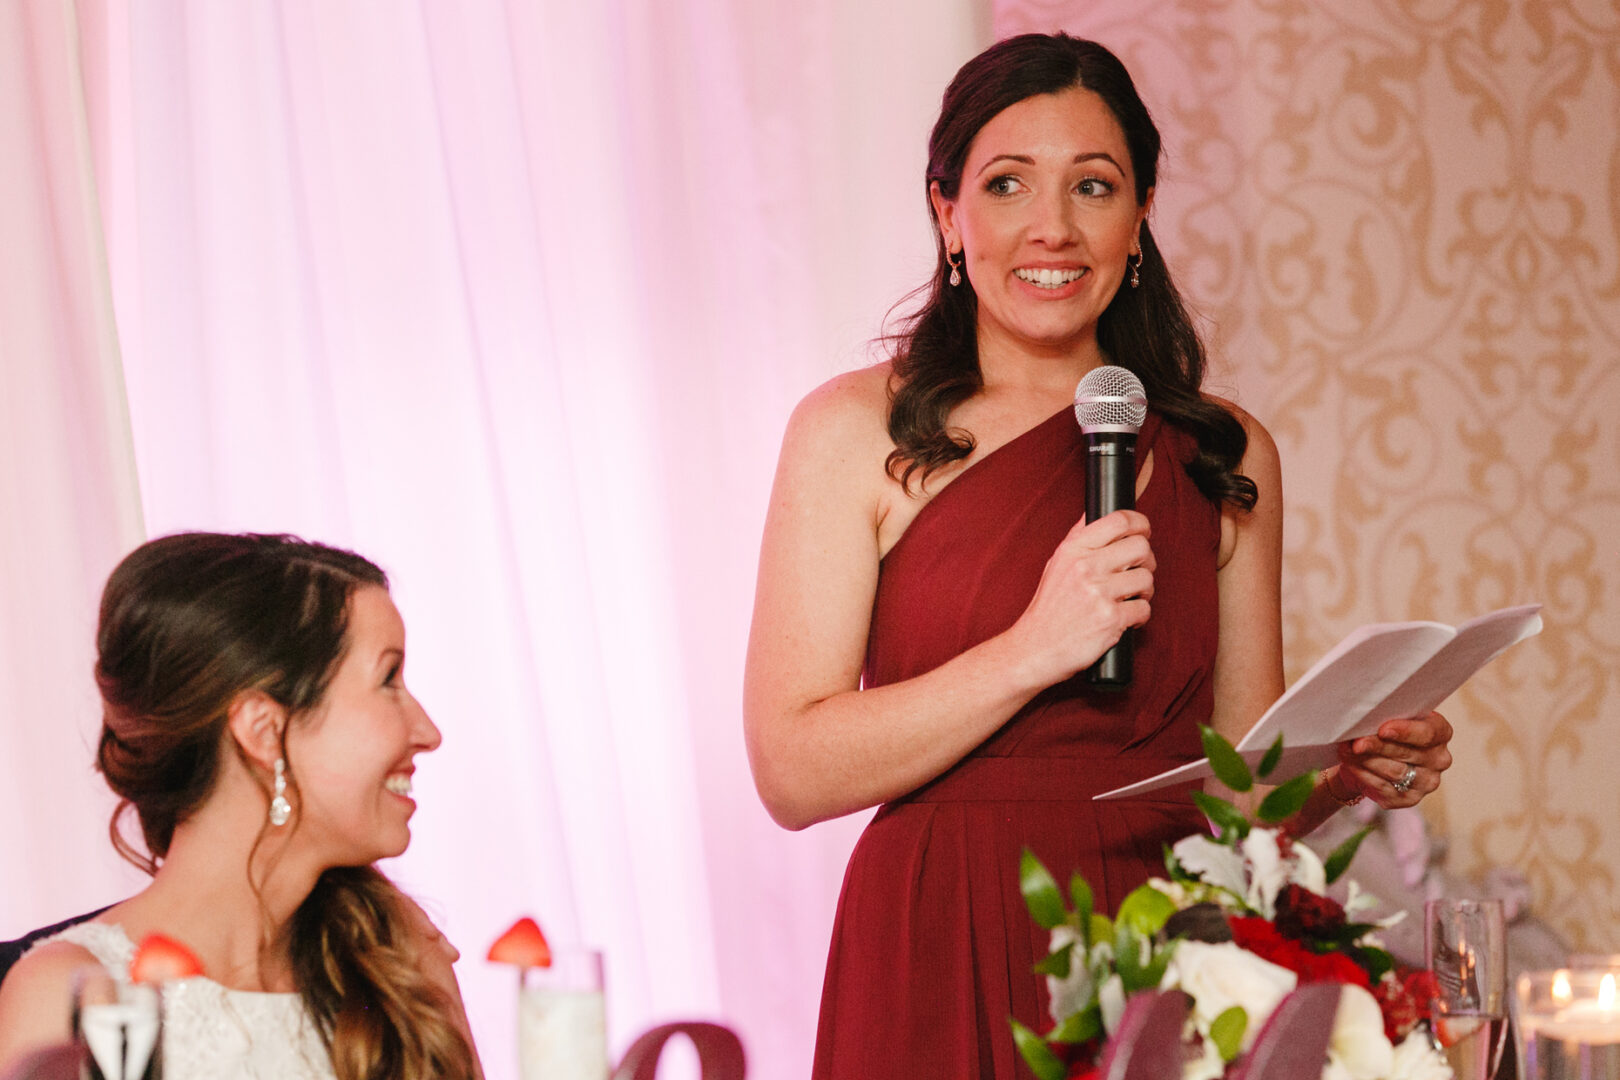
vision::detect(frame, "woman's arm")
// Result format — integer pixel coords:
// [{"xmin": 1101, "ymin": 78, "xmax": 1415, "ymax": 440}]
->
[
  {"xmin": 0, "ymin": 942, "xmax": 98, "ymax": 1073},
  {"xmin": 1206, "ymin": 408, "xmax": 1453, "ymax": 835},
  {"xmin": 744, "ymin": 369, "xmax": 1156, "ymax": 830}
]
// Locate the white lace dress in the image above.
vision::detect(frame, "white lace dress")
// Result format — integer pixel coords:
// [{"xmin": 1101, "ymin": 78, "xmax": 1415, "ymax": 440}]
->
[{"xmin": 42, "ymin": 923, "xmax": 335, "ymax": 1080}]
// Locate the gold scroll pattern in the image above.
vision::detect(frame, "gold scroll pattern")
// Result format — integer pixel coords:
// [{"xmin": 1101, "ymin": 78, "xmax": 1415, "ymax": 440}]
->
[{"xmin": 993, "ymin": 0, "xmax": 1620, "ymax": 949}]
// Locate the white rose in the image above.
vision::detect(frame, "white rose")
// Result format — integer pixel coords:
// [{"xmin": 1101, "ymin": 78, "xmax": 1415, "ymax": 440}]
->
[
  {"xmin": 1161, "ymin": 941, "xmax": 1297, "ymax": 1051},
  {"xmin": 1390, "ymin": 1029, "xmax": 1453, "ymax": 1080},
  {"xmin": 1173, "ymin": 834, "xmax": 1247, "ymax": 898},
  {"xmin": 1327, "ymin": 983, "xmax": 1395, "ymax": 1079}
]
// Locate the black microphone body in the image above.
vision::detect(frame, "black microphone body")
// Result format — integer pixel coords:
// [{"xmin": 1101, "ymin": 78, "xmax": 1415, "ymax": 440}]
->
[
  {"xmin": 1073, "ymin": 365, "xmax": 1149, "ymax": 690},
  {"xmin": 1083, "ymin": 429, "xmax": 1136, "ymax": 688}
]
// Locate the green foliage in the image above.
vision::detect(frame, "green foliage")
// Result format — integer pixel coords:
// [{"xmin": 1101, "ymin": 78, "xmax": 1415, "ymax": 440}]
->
[
  {"xmin": 1324, "ymin": 825, "xmax": 1375, "ymax": 885},
  {"xmin": 1201, "ymin": 724, "xmax": 1253, "ymax": 792},
  {"xmin": 1210, "ymin": 1006, "xmax": 1248, "ymax": 1062},
  {"xmin": 1049, "ymin": 1006, "xmax": 1102, "ymax": 1045},
  {"xmin": 1256, "ymin": 735, "xmax": 1285, "ymax": 779},
  {"xmin": 1070, "ymin": 873, "xmax": 1094, "ymax": 931},
  {"xmin": 1116, "ymin": 884, "xmax": 1177, "ymax": 938},
  {"xmin": 1011, "ymin": 1019, "xmax": 1067, "ymax": 1080},
  {"xmin": 1192, "ymin": 790, "xmax": 1250, "ymax": 842},
  {"xmin": 1256, "ymin": 770, "xmax": 1318, "ymax": 823},
  {"xmin": 1021, "ymin": 849, "xmax": 1066, "ymax": 930},
  {"xmin": 1033, "ymin": 943, "xmax": 1073, "ymax": 979}
]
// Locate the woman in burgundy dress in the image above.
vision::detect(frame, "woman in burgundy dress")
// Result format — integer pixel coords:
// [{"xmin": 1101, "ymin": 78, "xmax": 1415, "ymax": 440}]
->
[{"xmin": 744, "ymin": 33, "xmax": 1457, "ymax": 1080}]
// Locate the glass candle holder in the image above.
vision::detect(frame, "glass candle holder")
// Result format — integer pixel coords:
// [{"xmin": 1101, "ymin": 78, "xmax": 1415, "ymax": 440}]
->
[
  {"xmin": 1517, "ymin": 968, "xmax": 1620, "ymax": 1080},
  {"xmin": 518, "ymin": 947, "xmax": 608, "ymax": 1080}
]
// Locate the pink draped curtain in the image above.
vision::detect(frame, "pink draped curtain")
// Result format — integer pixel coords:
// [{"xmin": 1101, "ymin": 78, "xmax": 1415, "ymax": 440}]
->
[{"xmin": 0, "ymin": 2, "xmax": 991, "ymax": 1077}]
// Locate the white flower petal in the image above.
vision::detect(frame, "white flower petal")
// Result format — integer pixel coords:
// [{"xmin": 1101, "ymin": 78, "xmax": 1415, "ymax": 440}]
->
[
  {"xmin": 1162, "ymin": 941, "xmax": 1297, "ymax": 1051},
  {"xmin": 1290, "ymin": 839, "xmax": 1327, "ymax": 896},
  {"xmin": 1173, "ymin": 834, "xmax": 1247, "ymax": 897},
  {"xmin": 1242, "ymin": 829, "xmax": 1287, "ymax": 918},
  {"xmin": 1327, "ymin": 983, "xmax": 1395, "ymax": 1079},
  {"xmin": 1390, "ymin": 1028, "xmax": 1454, "ymax": 1080},
  {"xmin": 1099, "ymin": 973, "xmax": 1127, "ymax": 1036},
  {"xmin": 1044, "ymin": 925, "xmax": 1094, "ymax": 1024}
]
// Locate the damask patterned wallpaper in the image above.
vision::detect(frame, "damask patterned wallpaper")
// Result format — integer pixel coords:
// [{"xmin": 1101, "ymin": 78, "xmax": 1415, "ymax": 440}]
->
[{"xmin": 992, "ymin": 0, "xmax": 1620, "ymax": 948}]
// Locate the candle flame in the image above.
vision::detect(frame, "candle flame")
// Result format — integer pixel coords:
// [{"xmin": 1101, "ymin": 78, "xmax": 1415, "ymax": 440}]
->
[
  {"xmin": 1553, "ymin": 971, "xmax": 1573, "ymax": 1005},
  {"xmin": 1601, "ymin": 973, "xmax": 1617, "ymax": 1010}
]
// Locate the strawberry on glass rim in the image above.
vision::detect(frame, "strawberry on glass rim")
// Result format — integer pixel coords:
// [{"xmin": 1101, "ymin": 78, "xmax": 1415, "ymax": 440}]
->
[
  {"xmin": 487, "ymin": 916, "xmax": 552, "ymax": 970},
  {"xmin": 129, "ymin": 933, "xmax": 204, "ymax": 984}
]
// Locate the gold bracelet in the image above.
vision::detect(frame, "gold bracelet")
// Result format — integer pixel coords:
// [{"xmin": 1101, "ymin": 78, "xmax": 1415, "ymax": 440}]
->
[{"xmin": 1325, "ymin": 769, "xmax": 1364, "ymax": 808}]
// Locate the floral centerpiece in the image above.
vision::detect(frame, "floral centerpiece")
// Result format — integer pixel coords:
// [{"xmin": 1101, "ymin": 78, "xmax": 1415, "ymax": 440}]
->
[{"xmin": 1011, "ymin": 728, "xmax": 1448, "ymax": 1080}]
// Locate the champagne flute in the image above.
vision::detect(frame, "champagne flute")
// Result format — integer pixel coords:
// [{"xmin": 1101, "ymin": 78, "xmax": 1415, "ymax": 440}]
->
[
  {"xmin": 1427, "ymin": 898, "xmax": 1509, "ymax": 1080},
  {"xmin": 71, "ymin": 966, "xmax": 162, "ymax": 1080}
]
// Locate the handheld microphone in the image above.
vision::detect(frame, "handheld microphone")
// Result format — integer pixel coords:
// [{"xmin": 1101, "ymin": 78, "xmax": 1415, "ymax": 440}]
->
[{"xmin": 1073, "ymin": 365, "xmax": 1148, "ymax": 689}]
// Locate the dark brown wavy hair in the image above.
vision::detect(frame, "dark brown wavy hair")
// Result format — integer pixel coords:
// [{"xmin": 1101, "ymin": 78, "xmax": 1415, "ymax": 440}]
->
[
  {"xmin": 94, "ymin": 532, "xmax": 475, "ymax": 1080},
  {"xmin": 887, "ymin": 32, "xmax": 1257, "ymax": 510}
]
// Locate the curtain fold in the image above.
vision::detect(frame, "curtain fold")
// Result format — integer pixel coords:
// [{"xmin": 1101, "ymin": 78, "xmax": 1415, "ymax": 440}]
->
[
  {"xmin": 0, "ymin": 0, "xmax": 147, "ymax": 935},
  {"xmin": 4, "ymin": 2, "xmax": 991, "ymax": 1077}
]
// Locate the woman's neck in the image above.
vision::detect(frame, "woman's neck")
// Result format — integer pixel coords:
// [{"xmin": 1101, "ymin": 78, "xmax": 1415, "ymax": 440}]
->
[
  {"xmin": 109, "ymin": 794, "xmax": 324, "ymax": 992},
  {"xmin": 974, "ymin": 320, "xmax": 1105, "ymax": 395}
]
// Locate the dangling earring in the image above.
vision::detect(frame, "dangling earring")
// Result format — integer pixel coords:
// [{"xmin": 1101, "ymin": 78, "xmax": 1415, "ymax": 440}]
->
[
  {"xmin": 946, "ymin": 249, "xmax": 963, "ymax": 287},
  {"xmin": 1128, "ymin": 250, "xmax": 1142, "ymax": 289},
  {"xmin": 269, "ymin": 758, "xmax": 291, "ymax": 827}
]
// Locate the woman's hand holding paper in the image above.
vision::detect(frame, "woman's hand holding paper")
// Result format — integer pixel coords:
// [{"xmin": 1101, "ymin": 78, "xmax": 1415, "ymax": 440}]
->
[{"xmin": 1331, "ymin": 712, "xmax": 1455, "ymax": 809}]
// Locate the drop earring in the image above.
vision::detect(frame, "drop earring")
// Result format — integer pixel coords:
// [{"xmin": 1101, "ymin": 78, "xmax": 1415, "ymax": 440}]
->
[
  {"xmin": 269, "ymin": 758, "xmax": 291, "ymax": 826},
  {"xmin": 946, "ymin": 249, "xmax": 963, "ymax": 287},
  {"xmin": 1128, "ymin": 250, "xmax": 1142, "ymax": 289}
]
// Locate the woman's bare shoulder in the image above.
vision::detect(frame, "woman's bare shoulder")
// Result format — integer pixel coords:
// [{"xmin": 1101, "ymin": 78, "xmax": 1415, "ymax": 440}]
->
[
  {"xmin": 774, "ymin": 363, "xmax": 896, "ymax": 499},
  {"xmin": 0, "ymin": 940, "xmax": 102, "ymax": 1063},
  {"xmin": 788, "ymin": 363, "xmax": 892, "ymax": 443}
]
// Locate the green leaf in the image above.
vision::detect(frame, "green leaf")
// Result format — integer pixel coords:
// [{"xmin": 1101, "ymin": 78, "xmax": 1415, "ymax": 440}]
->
[
  {"xmin": 1355, "ymin": 944, "xmax": 1395, "ymax": 983},
  {"xmin": 1116, "ymin": 884, "xmax": 1178, "ymax": 937},
  {"xmin": 1257, "ymin": 734, "xmax": 1285, "ymax": 779},
  {"xmin": 1049, "ymin": 1004, "xmax": 1103, "ymax": 1045},
  {"xmin": 1032, "ymin": 943, "xmax": 1073, "ymax": 979},
  {"xmin": 1324, "ymin": 825, "xmax": 1375, "ymax": 884},
  {"xmin": 1115, "ymin": 926, "xmax": 1157, "ymax": 992},
  {"xmin": 1010, "ymin": 1020, "xmax": 1066, "ymax": 1080},
  {"xmin": 1192, "ymin": 790, "xmax": 1251, "ymax": 841},
  {"xmin": 1201, "ymin": 724, "xmax": 1253, "ymax": 792},
  {"xmin": 1020, "ymin": 849, "xmax": 1066, "ymax": 930},
  {"xmin": 1209, "ymin": 1005, "xmax": 1248, "ymax": 1062},
  {"xmin": 1257, "ymin": 770, "xmax": 1319, "ymax": 823},
  {"xmin": 1089, "ymin": 913, "xmax": 1114, "ymax": 949},
  {"xmin": 1069, "ymin": 873, "xmax": 1094, "ymax": 931}
]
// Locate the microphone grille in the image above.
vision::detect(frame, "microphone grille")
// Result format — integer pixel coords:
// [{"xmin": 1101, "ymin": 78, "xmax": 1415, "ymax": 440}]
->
[{"xmin": 1074, "ymin": 365, "xmax": 1147, "ymax": 433}]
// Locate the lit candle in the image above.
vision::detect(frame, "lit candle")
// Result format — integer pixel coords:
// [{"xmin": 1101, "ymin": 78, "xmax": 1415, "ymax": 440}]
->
[{"xmin": 1521, "ymin": 972, "xmax": 1620, "ymax": 1046}]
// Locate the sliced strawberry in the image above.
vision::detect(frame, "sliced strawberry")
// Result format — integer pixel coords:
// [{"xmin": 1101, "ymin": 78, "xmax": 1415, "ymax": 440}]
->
[
  {"xmin": 487, "ymin": 916, "xmax": 552, "ymax": 968},
  {"xmin": 130, "ymin": 933, "xmax": 204, "ymax": 984}
]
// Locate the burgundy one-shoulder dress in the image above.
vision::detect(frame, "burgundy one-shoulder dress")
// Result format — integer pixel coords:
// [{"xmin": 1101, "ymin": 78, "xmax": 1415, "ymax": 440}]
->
[{"xmin": 812, "ymin": 407, "xmax": 1219, "ymax": 1080}]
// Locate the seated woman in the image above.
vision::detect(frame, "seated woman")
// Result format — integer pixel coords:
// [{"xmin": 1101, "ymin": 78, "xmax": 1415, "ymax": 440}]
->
[{"xmin": 0, "ymin": 532, "xmax": 481, "ymax": 1080}]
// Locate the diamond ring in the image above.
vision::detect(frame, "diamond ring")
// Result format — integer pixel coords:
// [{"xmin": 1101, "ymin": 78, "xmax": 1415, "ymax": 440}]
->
[{"xmin": 1392, "ymin": 764, "xmax": 1418, "ymax": 794}]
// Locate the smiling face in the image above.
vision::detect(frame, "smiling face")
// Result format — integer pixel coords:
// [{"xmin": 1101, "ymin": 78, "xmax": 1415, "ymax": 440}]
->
[
  {"xmin": 931, "ymin": 86, "xmax": 1151, "ymax": 368},
  {"xmin": 285, "ymin": 585, "xmax": 441, "ymax": 867}
]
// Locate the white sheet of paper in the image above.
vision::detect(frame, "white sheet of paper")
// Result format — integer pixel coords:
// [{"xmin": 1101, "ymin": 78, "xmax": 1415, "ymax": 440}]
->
[{"xmin": 1093, "ymin": 604, "xmax": 1543, "ymax": 800}]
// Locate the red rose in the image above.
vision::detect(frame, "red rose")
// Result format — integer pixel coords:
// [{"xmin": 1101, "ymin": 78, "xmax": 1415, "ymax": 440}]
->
[
  {"xmin": 1374, "ymin": 968, "xmax": 1440, "ymax": 1042},
  {"xmin": 1274, "ymin": 883, "xmax": 1348, "ymax": 941},
  {"xmin": 1229, "ymin": 916, "xmax": 1371, "ymax": 991}
]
